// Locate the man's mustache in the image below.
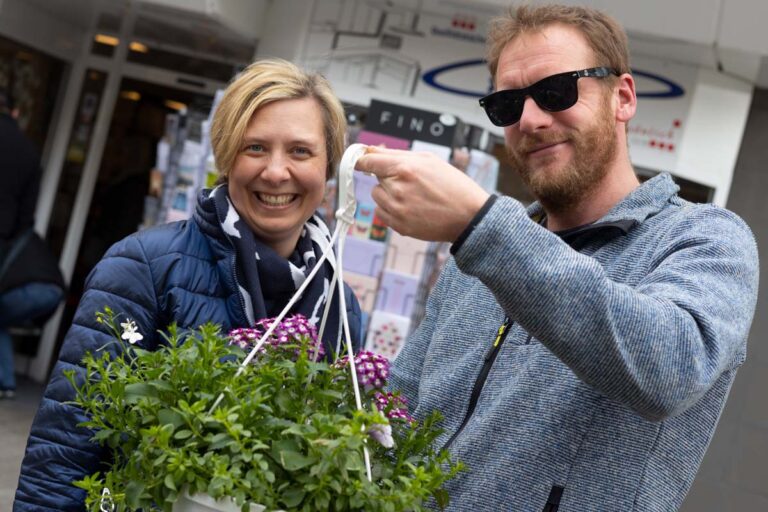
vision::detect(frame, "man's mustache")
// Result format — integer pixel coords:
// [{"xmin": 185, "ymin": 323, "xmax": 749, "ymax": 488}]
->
[{"xmin": 513, "ymin": 132, "xmax": 571, "ymax": 154}]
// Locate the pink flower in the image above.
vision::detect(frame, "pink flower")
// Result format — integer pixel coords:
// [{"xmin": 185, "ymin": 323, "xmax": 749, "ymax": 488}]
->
[
  {"xmin": 374, "ymin": 391, "xmax": 413, "ymax": 423},
  {"xmin": 228, "ymin": 314, "xmax": 324, "ymax": 360},
  {"xmin": 336, "ymin": 351, "xmax": 390, "ymax": 390}
]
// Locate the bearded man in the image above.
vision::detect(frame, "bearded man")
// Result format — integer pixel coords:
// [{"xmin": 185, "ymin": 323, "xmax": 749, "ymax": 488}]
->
[{"xmin": 354, "ymin": 4, "xmax": 758, "ymax": 512}]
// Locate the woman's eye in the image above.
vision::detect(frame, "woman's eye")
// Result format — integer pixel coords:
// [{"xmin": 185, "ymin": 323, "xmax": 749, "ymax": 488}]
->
[
  {"xmin": 246, "ymin": 144, "xmax": 264, "ymax": 152},
  {"xmin": 293, "ymin": 147, "xmax": 311, "ymax": 156}
]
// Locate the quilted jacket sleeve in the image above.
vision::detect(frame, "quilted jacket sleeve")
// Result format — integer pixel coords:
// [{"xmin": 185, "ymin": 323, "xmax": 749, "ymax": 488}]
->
[
  {"xmin": 344, "ymin": 282, "xmax": 364, "ymax": 353},
  {"xmin": 14, "ymin": 235, "xmax": 159, "ymax": 511}
]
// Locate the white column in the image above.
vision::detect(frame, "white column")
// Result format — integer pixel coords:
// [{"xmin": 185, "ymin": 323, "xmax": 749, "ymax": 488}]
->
[{"xmin": 29, "ymin": 7, "xmax": 136, "ymax": 382}]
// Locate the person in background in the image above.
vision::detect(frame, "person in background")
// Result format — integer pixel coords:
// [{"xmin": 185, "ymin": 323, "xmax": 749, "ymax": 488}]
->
[
  {"xmin": 355, "ymin": 4, "xmax": 759, "ymax": 511},
  {"xmin": 0, "ymin": 88, "xmax": 65, "ymax": 400},
  {"xmin": 14, "ymin": 59, "xmax": 363, "ymax": 511}
]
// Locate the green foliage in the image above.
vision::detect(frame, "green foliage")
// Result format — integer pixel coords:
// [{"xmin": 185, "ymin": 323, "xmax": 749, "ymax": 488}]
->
[{"xmin": 66, "ymin": 309, "xmax": 462, "ymax": 511}]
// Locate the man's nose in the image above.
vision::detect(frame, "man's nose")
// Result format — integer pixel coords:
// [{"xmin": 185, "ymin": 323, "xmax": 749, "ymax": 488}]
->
[{"xmin": 518, "ymin": 96, "xmax": 553, "ymax": 133}]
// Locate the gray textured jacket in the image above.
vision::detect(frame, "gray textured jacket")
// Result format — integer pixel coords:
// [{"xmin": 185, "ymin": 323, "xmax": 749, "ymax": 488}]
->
[{"xmin": 390, "ymin": 174, "xmax": 759, "ymax": 512}]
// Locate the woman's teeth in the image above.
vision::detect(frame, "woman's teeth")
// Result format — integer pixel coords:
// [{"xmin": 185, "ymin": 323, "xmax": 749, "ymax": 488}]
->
[{"xmin": 257, "ymin": 193, "xmax": 296, "ymax": 206}]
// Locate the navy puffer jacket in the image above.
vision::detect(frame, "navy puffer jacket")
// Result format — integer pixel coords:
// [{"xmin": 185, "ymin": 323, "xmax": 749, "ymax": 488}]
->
[{"xmin": 14, "ymin": 208, "xmax": 362, "ymax": 511}]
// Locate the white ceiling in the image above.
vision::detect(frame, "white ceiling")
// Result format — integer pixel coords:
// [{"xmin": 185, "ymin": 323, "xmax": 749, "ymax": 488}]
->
[
  {"xmin": 15, "ymin": 0, "xmax": 768, "ymax": 88},
  {"xmin": 21, "ymin": 0, "xmax": 260, "ymax": 62}
]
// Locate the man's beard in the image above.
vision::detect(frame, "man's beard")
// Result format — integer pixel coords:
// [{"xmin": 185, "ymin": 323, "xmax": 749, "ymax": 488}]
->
[{"xmin": 506, "ymin": 101, "xmax": 617, "ymax": 214}]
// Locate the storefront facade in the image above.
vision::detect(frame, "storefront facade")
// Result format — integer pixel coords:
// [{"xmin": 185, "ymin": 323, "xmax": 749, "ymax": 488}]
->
[{"xmin": 1, "ymin": 1, "xmax": 767, "ymax": 508}]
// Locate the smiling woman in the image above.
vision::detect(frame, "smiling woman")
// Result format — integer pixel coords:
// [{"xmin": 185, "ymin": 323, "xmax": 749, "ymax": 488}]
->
[
  {"xmin": 227, "ymin": 97, "xmax": 328, "ymax": 258},
  {"xmin": 14, "ymin": 59, "xmax": 364, "ymax": 511}
]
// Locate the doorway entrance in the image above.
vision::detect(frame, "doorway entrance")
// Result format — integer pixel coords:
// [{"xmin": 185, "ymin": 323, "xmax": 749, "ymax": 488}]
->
[{"xmin": 50, "ymin": 77, "xmax": 212, "ymax": 365}]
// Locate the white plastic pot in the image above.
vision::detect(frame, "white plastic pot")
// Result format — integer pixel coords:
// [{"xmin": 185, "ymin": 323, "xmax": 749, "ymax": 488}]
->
[{"xmin": 172, "ymin": 489, "xmax": 279, "ymax": 512}]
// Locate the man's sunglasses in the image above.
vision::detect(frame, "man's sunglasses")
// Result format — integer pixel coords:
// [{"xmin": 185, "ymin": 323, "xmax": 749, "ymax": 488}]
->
[{"xmin": 479, "ymin": 67, "xmax": 620, "ymax": 127}]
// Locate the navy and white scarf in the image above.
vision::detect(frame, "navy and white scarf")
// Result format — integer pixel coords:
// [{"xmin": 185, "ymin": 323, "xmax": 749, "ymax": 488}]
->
[{"xmin": 203, "ymin": 185, "xmax": 341, "ymax": 354}]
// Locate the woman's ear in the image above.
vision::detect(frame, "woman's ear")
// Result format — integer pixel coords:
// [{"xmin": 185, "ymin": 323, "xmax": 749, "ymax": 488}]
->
[{"xmin": 615, "ymin": 73, "xmax": 637, "ymax": 123}]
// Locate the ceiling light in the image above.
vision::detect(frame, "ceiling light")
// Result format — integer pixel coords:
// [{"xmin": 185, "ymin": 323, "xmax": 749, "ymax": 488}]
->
[
  {"xmin": 164, "ymin": 100, "xmax": 187, "ymax": 111},
  {"xmin": 120, "ymin": 91, "xmax": 141, "ymax": 101},
  {"xmin": 94, "ymin": 34, "xmax": 119, "ymax": 46},
  {"xmin": 130, "ymin": 41, "xmax": 149, "ymax": 53}
]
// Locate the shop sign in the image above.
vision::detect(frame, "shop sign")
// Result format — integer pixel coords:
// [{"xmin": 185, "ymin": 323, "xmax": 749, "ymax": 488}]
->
[{"xmin": 365, "ymin": 99, "xmax": 457, "ymax": 145}]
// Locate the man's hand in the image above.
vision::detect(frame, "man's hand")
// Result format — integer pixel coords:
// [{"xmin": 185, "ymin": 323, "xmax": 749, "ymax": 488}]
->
[{"xmin": 354, "ymin": 146, "xmax": 490, "ymax": 242}]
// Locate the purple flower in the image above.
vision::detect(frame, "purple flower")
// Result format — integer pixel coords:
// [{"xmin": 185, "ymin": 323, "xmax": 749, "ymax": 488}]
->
[
  {"xmin": 336, "ymin": 351, "xmax": 390, "ymax": 390},
  {"xmin": 373, "ymin": 391, "xmax": 414, "ymax": 423},
  {"xmin": 228, "ymin": 314, "xmax": 324, "ymax": 360}
]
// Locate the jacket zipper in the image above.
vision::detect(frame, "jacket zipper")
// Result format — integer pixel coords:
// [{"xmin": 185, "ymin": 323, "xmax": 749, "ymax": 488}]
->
[
  {"xmin": 542, "ymin": 485, "xmax": 564, "ymax": 512},
  {"xmin": 441, "ymin": 317, "xmax": 512, "ymax": 452}
]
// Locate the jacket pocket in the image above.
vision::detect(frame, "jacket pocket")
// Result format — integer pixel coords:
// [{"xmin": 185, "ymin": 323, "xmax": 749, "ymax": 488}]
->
[{"xmin": 542, "ymin": 485, "xmax": 564, "ymax": 512}]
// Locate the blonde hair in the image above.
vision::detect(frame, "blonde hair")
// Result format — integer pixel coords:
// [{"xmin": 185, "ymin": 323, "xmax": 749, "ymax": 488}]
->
[
  {"xmin": 210, "ymin": 58, "xmax": 346, "ymax": 181},
  {"xmin": 486, "ymin": 4, "xmax": 630, "ymax": 81}
]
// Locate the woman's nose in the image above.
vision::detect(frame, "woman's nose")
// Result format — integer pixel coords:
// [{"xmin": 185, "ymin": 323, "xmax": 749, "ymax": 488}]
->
[{"xmin": 261, "ymin": 153, "xmax": 291, "ymax": 183}]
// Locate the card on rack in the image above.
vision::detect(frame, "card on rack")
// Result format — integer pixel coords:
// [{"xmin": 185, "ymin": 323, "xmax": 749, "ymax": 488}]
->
[
  {"xmin": 410, "ymin": 139, "xmax": 452, "ymax": 161},
  {"xmin": 466, "ymin": 148, "xmax": 500, "ymax": 193},
  {"xmin": 384, "ymin": 230, "xmax": 429, "ymax": 276},
  {"xmin": 366, "ymin": 310, "xmax": 411, "ymax": 360},
  {"xmin": 342, "ymin": 237, "xmax": 386, "ymax": 277},
  {"xmin": 374, "ymin": 270, "xmax": 420, "ymax": 317},
  {"xmin": 350, "ymin": 202, "xmax": 376, "ymax": 239},
  {"xmin": 353, "ymin": 173, "xmax": 378, "ymax": 206},
  {"xmin": 370, "ymin": 211, "xmax": 388, "ymax": 242},
  {"xmin": 342, "ymin": 271, "xmax": 379, "ymax": 314}
]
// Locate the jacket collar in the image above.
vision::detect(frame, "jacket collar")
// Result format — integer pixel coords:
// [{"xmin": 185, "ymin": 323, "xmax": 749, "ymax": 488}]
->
[
  {"xmin": 193, "ymin": 188, "xmax": 227, "ymax": 242},
  {"xmin": 526, "ymin": 173, "xmax": 680, "ymax": 238}
]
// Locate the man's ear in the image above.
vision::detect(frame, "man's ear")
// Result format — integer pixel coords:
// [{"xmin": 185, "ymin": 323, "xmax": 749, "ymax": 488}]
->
[{"xmin": 615, "ymin": 73, "xmax": 637, "ymax": 123}]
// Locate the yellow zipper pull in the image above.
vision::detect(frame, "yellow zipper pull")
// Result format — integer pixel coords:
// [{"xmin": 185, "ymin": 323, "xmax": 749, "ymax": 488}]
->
[{"xmin": 493, "ymin": 318, "xmax": 509, "ymax": 347}]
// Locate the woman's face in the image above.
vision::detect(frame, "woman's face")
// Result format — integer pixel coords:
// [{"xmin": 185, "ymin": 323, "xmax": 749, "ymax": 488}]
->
[{"xmin": 228, "ymin": 97, "xmax": 328, "ymax": 258}]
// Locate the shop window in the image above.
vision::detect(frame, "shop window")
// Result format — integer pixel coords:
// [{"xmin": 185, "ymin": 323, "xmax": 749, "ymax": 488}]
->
[{"xmin": 0, "ymin": 35, "xmax": 65, "ymax": 150}]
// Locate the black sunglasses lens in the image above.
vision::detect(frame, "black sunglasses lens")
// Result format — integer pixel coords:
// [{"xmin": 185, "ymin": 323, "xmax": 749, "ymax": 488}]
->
[
  {"xmin": 483, "ymin": 91, "xmax": 524, "ymax": 127},
  {"xmin": 481, "ymin": 72, "xmax": 584, "ymax": 126},
  {"xmin": 531, "ymin": 74, "xmax": 578, "ymax": 112}
]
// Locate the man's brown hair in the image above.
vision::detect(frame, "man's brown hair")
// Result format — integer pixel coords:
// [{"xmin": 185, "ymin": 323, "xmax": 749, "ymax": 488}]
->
[{"xmin": 486, "ymin": 4, "xmax": 631, "ymax": 81}]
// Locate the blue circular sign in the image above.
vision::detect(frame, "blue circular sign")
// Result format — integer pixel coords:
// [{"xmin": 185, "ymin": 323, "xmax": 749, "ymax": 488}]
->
[{"xmin": 421, "ymin": 60, "xmax": 685, "ymax": 98}]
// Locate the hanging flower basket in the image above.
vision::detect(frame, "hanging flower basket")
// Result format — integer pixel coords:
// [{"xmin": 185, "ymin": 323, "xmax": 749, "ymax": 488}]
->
[
  {"xmin": 172, "ymin": 488, "xmax": 277, "ymax": 512},
  {"xmin": 67, "ymin": 308, "xmax": 462, "ymax": 511}
]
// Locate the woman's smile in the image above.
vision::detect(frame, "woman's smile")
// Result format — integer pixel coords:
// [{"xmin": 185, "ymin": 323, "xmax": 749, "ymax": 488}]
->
[{"xmin": 255, "ymin": 192, "xmax": 298, "ymax": 207}]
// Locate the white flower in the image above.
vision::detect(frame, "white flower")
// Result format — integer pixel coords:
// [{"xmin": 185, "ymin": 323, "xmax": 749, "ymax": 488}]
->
[
  {"xmin": 120, "ymin": 319, "xmax": 144, "ymax": 345},
  {"xmin": 368, "ymin": 422, "xmax": 394, "ymax": 448}
]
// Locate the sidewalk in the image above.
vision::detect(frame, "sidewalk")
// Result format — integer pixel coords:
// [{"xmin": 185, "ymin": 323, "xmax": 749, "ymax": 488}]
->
[{"xmin": 0, "ymin": 377, "xmax": 43, "ymax": 511}]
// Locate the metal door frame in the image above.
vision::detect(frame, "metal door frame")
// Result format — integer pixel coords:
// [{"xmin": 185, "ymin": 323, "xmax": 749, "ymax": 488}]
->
[{"xmin": 29, "ymin": 4, "xmax": 224, "ymax": 382}]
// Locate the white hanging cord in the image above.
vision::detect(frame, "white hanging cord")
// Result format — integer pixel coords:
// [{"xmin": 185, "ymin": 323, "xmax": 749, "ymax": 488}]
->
[
  {"xmin": 325, "ymin": 143, "xmax": 372, "ymax": 480},
  {"xmin": 235, "ymin": 143, "xmax": 365, "ymax": 375},
  {"xmin": 316, "ymin": 267, "xmax": 340, "ymax": 360},
  {"xmin": 209, "ymin": 144, "xmax": 370, "ymax": 476},
  {"xmin": 208, "ymin": 221, "xmax": 342, "ymax": 413},
  {"xmin": 316, "ymin": 141, "xmax": 365, "ymax": 360},
  {"xmin": 332, "ymin": 214, "xmax": 373, "ymax": 481},
  {"xmin": 210, "ymin": 144, "xmax": 372, "ymax": 482}
]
